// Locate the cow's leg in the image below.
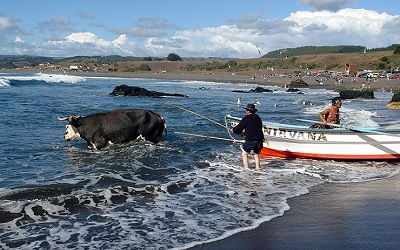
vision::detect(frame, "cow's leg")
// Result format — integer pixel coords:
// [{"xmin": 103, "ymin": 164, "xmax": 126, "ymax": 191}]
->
[
  {"xmin": 135, "ymin": 135, "xmax": 145, "ymax": 141},
  {"xmin": 92, "ymin": 136, "xmax": 107, "ymax": 150}
]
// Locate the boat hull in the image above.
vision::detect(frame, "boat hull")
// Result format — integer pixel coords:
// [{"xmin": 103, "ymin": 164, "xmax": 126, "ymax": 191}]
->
[
  {"xmin": 259, "ymin": 147, "xmax": 400, "ymax": 160},
  {"xmin": 227, "ymin": 115, "xmax": 400, "ymax": 161}
]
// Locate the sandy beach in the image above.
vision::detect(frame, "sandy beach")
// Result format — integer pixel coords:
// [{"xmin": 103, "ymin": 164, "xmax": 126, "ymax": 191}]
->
[
  {"xmin": 2, "ymin": 68, "xmax": 400, "ymax": 92},
  {"xmin": 191, "ymin": 173, "xmax": 400, "ymax": 250}
]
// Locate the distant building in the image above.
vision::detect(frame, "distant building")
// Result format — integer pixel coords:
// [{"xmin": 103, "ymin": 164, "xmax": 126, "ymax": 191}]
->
[
  {"xmin": 69, "ymin": 65, "xmax": 79, "ymax": 71},
  {"xmin": 344, "ymin": 63, "xmax": 357, "ymax": 77}
]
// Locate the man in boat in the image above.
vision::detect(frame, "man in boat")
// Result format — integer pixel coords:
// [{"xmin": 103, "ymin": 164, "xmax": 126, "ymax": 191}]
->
[
  {"xmin": 311, "ymin": 97, "xmax": 342, "ymax": 129},
  {"xmin": 229, "ymin": 104, "xmax": 264, "ymax": 170}
]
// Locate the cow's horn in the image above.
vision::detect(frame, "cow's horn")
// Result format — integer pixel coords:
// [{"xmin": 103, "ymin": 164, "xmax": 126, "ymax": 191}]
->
[{"xmin": 57, "ymin": 116, "xmax": 70, "ymax": 121}]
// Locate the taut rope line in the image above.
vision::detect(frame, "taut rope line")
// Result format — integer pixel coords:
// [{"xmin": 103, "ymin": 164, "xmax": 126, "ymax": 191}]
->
[
  {"xmin": 161, "ymin": 102, "xmax": 228, "ymax": 129},
  {"xmin": 173, "ymin": 131, "xmax": 243, "ymax": 142},
  {"xmin": 161, "ymin": 102, "xmax": 238, "ymax": 141}
]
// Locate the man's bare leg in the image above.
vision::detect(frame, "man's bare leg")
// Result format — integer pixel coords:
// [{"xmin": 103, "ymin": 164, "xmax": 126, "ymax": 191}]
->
[
  {"xmin": 254, "ymin": 153, "xmax": 260, "ymax": 170},
  {"xmin": 241, "ymin": 150, "xmax": 249, "ymax": 169}
]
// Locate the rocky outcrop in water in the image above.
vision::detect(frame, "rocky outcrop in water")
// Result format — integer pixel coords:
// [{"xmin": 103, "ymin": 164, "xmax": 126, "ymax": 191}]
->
[
  {"xmin": 339, "ymin": 89, "xmax": 374, "ymax": 99},
  {"xmin": 289, "ymin": 79, "xmax": 309, "ymax": 88},
  {"xmin": 286, "ymin": 88, "xmax": 301, "ymax": 93},
  {"xmin": 387, "ymin": 92, "xmax": 400, "ymax": 110},
  {"xmin": 110, "ymin": 85, "xmax": 188, "ymax": 98},
  {"xmin": 232, "ymin": 86, "xmax": 272, "ymax": 93}
]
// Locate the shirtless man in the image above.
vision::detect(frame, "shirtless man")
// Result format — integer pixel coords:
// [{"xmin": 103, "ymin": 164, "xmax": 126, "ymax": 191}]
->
[{"xmin": 319, "ymin": 97, "xmax": 342, "ymax": 128}]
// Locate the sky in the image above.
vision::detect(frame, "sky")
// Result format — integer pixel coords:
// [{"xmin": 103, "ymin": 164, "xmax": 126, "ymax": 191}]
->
[{"xmin": 1, "ymin": 0, "xmax": 399, "ymax": 58}]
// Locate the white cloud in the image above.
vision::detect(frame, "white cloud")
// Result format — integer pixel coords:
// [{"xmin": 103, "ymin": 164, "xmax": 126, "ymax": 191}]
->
[
  {"xmin": 144, "ymin": 26, "xmax": 262, "ymax": 58},
  {"xmin": 140, "ymin": 8, "xmax": 400, "ymax": 58},
  {"xmin": 36, "ymin": 16, "xmax": 73, "ymax": 32},
  {"xmin": 77, "ymin": 11, "xmax": 94, "ymax": 19},
  {"xmin": 301, "ymin": 0, "xmax": 357, "ymax": 11},
  {"xmin": 110, "ymin": 17, "xmax": 176, "ymax": 38},
  {"xmin": 287, "ymin": 8, "xmax": 393, "ymax": 33},
  {"xmin": 15, "ymin": 36, "xmax": 23, "ymax": 42},
  {"xmin": 30, "ymin": 32, "xmax": 139, "ymax": 57},
  {"xmin": 282, "ymin": 8, "xmax": 399, "ymax": 48},
  {"xmin": 66, "ymin": 32, "xmax": 106, "ymax": 44},
  {"xmin": 112, "ymin": 34, "xmax": 138, "ymax": 55},
  {"xmin": 2, "ymin": 7, "xmax": 400, "ymax": 58},
  {"xmin": 0, "ymin": 17, "xmax": 13, "ymax": 31},
  {"xmin": 0, "ymin": 16, "xmax": 27, "ymax": 35},
  {"xmin": 28, "ymin": 7, "xmax": 400, "ymax": 58}
]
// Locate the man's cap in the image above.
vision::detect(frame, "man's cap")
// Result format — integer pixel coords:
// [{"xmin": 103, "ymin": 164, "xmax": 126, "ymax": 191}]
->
[{"xmin": 244, "ymin": 103, "xmax": 258, "ymax": 112}]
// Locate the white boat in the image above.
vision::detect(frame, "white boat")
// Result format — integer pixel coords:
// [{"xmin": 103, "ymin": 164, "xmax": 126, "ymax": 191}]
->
[{"xmin": 226, "ymin": 115, "xmax": 400, "ymax": 161}]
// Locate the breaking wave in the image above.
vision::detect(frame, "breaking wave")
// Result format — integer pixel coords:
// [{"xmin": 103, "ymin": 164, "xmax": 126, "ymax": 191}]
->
[{"xmin": 1, "ymin": 73, "xmax": 86, "ymax": 84}]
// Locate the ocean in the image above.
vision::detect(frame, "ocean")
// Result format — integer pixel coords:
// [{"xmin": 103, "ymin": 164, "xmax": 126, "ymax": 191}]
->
[{"xmin": 0, "ymin": 73, "xmax": 399, "ymax": 249}]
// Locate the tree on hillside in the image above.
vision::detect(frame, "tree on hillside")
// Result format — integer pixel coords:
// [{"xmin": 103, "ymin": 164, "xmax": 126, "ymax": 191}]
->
[
  {"xmin": 137, "ymin": 64, "xmax": 151, "ymax": 71},
  {"xmin": 226, "ymin": 60, "xmax": 237, "ymax": 67},
  {"xmin": 167, "ymin": 53, "xmax": 182, "ymax": 61},
  {"xmin": 394, "ymin": 45, "xmax": 400, "ymax": 54},
  {"xmin": 183, "ymin": 64, "xmax": 196, "ymax": 71}
]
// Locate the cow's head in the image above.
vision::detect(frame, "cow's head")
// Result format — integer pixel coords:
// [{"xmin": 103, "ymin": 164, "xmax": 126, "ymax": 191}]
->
[{"xmin": 58, "ymin": 116, "xmax": 81, "ymax": 141}]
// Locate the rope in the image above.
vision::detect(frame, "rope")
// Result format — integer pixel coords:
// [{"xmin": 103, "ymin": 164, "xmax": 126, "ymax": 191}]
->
[
  {"xmin": 161, "ymin": 102, "xmax": 228, "ymax": 129},
  {"xmin": 173, "ymin": 131, "xmax": 244, "ymax": 142},
  {"xmin": 225, "ymin": 114, "xmax": 238, "ymax": 141},
  {"xmin": 161, "ymin": 102, "xmax": 243, "ymax": 142}
]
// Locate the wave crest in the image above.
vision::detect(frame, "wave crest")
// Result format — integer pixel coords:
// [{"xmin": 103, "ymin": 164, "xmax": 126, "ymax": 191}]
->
[
  {"xmin": 0, "ymin": 78, "xmax": 10, "ymax": 87},
  {"xmin": 3, "ymin": 73, "xmax": 86, "ymax": 84}
]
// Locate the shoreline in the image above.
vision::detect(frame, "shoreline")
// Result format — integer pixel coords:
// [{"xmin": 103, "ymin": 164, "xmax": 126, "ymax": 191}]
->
[
  {"xmin": 2, "ymin": 68, "xmax": 400, "ymax": 92},
  {"xmin": 191, "ymin": 173, "xmax": 400, "ymax": 250}
]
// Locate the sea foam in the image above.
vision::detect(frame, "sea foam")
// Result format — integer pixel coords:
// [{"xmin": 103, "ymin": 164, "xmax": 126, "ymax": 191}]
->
[
  {"xmin": 0, "ymin": 78, "xmax": 10, "ymax": 87},
  {"xmin": 3, "ymin": 73, "xmax": 86, "ymax": 84}
]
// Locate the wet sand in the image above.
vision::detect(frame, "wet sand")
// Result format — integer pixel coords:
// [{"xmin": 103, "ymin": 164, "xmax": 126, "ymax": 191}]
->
[{"xmin": 191, "ymin": 173, "xmax": 400, "ymax": 250}]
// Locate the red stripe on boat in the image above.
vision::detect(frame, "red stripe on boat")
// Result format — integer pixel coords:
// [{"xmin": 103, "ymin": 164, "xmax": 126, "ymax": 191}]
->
[{"xmin": 259, "ymin": 148, "xmax": 400, "ymax": 160}]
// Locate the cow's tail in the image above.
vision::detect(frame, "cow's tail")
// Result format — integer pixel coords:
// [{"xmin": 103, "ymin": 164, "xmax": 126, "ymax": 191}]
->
[{"xmin": 161, "ymin": 116, "xmax": 167, "ymax": 136}]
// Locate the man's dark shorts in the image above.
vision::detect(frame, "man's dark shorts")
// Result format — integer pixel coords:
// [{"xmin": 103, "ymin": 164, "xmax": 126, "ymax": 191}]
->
[{"xmin": 242, "ymin": 140, "xmax": 263, "ymax": 154}]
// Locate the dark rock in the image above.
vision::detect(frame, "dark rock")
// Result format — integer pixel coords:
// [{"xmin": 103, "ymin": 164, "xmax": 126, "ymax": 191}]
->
[
  {"xmin": 0, "ymin": 209, "xmax": 22, "ymax": 223},
  {"xmin": 31, "ymin": 205, "xmax": 47, "ymax": 216},
  {"xmin": 289, "ymin": 79, "xmax": 309, "ymax": 88},
  {"xmin": 64, "ymin": 197, "xmax": 80, "ymax": 207},
  {"xmin": 355, "ymin": 89, "xmax": 374, "ymax": 99},
  {"xmin": 111, "ymin": 85, "xmax": 188, "ymax": 98},
  {"xmin": 339, "ymin": 89, "xmax": 374, "ymax": 99},
  {"xmin": 389, "ymin": 91, "xmax": 400, "ymax": 102},
  {"xmin": 251, "ymin": 87, "xmax": 272, "ymax": 93},
  {"xmin": 286, "ymin": 88, "xmax": 301, "ymax": 92},
  {"xmin": 339, "ymin": 90, "xmax": 360, "ymax": 99},
  {"xmin": 167, "ymin": 181, "xmax": 188, "ymax": 194},
  {"xmin": 387, "ymin": 91, "xmax": 400, "ymax": 109},
  {"xmin": 232, "ymin": 86, "xmax": 272, "ymax": 93},
  {"xmin": 232, "ymin": 90, "xmax": 249, "ymax": 93}
]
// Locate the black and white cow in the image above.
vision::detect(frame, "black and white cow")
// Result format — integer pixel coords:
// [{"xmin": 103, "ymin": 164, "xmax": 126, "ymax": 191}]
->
[{"xmin": 58, "ymin": 109, "xmax": 166, "ymax": 149}]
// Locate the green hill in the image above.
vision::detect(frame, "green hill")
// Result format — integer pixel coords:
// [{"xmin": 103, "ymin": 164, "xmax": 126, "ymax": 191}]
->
[
  {"xmin": 0, "ymin": 55, "xmax": 146, "ymax": 69},
  {"xmin": 263, "ymin": 44, "xmax": 400, "ymax": 58}
]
